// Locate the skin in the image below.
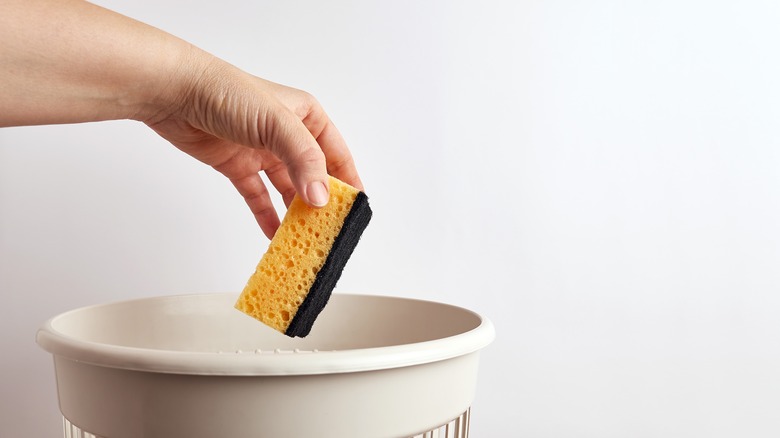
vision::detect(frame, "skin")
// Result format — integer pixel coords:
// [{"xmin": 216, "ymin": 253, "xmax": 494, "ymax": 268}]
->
[{"xmin": 0, "ymin": 0, "xmax": 363, "ymax": 239}]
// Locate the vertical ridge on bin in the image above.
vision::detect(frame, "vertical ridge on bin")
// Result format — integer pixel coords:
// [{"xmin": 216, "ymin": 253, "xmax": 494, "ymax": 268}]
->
[
  {"xmin": 464, "ymin": 408, "xmax": 471, "ymax": 438},
  {"xmin": 63, "ymin": 417, "xmax": 101, "ymax": 438},
  {"xmin": 409, "ymin": 409, "xmax": 471, "ymax": 438}
]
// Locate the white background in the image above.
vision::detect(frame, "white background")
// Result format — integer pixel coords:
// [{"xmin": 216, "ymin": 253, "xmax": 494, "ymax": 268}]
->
[{"xmin": 2, "ymin": 1, "xmax": 780, "ymax": 436}]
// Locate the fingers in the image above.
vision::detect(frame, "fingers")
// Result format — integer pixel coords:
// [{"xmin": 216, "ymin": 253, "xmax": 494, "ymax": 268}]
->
[
  {"xmin": 314, "ymin": 120, "xmax": 363, "ymax": 191},
  {"xmin": 262, "ymin": 104, "xmax": 331, "ymax": 208},
  {"xmin": 179, "ymin": 65, "xmax": 362, "ymax": 214},
  {"xmin": 264, "ymin": 161, "xmax": 297, "ymax": 207},
  {"xmin": 229, "ymin": 173, "xmax": 280, "ymax": 239},
  {"xmin": 258, "ymin": 102, "xmax": 364, "ymax": 212},
  {"xmin": 261, "ymin": 81, "xmax": 363, "ymax": 195}
]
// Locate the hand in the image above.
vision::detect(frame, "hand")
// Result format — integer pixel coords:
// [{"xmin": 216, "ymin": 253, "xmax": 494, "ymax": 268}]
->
[{"xmin": 147, "ymin": 57, "xmax": 363, "ymax": 239}]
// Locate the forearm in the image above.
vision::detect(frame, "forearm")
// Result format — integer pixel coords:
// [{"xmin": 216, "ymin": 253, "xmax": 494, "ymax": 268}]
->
[{"xmin": 0, "ymin": 0, "xmax": 197, "ymax": 127}]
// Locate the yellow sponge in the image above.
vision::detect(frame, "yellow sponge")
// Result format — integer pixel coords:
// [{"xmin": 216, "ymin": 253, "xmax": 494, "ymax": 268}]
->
[{"xmin": 235, "ymin": 176, "xmax": 372, "ymax": 337}]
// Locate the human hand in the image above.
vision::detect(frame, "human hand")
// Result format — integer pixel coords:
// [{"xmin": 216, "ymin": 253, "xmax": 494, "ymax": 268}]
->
[{"xmin": 146, "ymin": 56, "xmax": 362, "ymax": 239}]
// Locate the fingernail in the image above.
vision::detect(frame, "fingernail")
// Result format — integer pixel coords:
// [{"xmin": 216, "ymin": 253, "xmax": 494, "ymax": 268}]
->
[{"xmin": 306, "ymin": 181, "xmax": 329, "ymax": 207}]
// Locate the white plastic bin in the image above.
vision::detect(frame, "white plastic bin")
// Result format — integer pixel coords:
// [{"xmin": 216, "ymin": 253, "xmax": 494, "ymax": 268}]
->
[{"xmin": 37, "ymin": 293, "xmax": 495, "ymax": 438}]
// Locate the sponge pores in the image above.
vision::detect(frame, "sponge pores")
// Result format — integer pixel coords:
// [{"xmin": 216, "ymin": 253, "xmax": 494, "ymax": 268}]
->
[{"xmin": 235, "ymin": 176, "xmax": 372, "ymax": 337}]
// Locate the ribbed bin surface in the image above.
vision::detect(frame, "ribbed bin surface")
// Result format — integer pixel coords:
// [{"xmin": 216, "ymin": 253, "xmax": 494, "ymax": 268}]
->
[{"xmin": 65, "ymin": 409, "xmax": 471, "ymax": 438}]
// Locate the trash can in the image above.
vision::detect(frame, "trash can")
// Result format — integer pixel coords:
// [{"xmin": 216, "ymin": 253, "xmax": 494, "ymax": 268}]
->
[{"xmin": 38, "ymin": 293, "xmax": 495, "ymax": 438}]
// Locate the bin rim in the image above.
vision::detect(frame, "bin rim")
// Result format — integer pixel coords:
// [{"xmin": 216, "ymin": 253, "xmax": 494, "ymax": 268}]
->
[{"xmin": 36, "ymin": 292, "xmax": 495, "ymax": 376}]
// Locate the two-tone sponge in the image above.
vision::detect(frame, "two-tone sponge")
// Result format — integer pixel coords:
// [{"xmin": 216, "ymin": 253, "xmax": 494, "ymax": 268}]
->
[{"xmin": 235, "ymin": 176, "xmax": 372, "ymax": 337}]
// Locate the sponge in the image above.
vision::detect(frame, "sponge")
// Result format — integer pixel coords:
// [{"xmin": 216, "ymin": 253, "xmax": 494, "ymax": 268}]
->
[{"xmin": 235, "ymin": 176, "xmax": 372, "ymax": 337}]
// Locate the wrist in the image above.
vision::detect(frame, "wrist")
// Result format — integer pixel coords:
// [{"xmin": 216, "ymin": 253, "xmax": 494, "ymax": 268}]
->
[
  {"xmin": 137, "ymin": 42, "xmax": 240, "ymax": 128},
  {"xmin": 129, "ymin": 40, "xmax": 204, "ymax": 124}
]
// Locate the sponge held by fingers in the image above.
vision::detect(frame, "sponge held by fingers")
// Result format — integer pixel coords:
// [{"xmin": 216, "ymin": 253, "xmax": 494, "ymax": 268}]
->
[{"xmin": 235, "ymin": 176, "xmax": 372, "ymax": 337}]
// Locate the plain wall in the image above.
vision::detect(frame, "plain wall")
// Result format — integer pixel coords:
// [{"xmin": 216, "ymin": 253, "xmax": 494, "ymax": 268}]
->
[{"xmin": 2, "ymin": 0, "xmax": 780, "ymax": 436}]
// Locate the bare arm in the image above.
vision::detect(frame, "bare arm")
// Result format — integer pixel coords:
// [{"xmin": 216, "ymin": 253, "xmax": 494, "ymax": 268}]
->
[
  {"xmin": 0, "ymin": 0, "xmax": 363, "ymax": 238},
  {"xmin": 0, "ymin": 0, "xmax": 187, "ymax": 125}
]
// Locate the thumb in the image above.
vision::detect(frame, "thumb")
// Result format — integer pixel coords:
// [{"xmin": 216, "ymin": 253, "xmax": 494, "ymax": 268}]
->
[{"xmin": 264, "ymin": 108, "xmax": 330, "ymax": 208}]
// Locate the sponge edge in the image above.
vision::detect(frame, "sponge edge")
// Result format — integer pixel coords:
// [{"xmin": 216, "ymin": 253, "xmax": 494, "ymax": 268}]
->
[{"xmin": 235, "ymin": 177, "xmax": 372, "ymax": 337}]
